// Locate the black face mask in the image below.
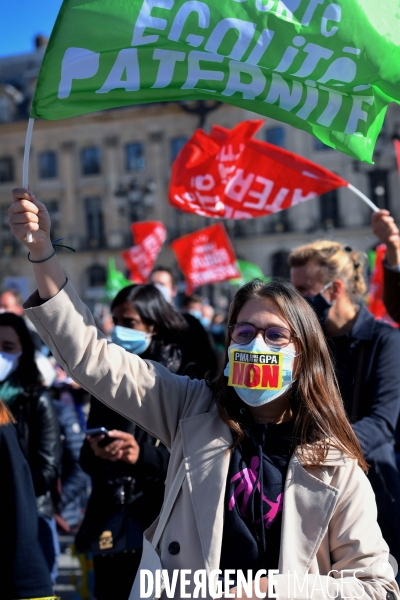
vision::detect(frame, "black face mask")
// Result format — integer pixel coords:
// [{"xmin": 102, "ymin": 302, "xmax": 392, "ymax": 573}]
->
[{"xmin": 304, "ymin": 283, "xmax": 333, "ymax": 327}]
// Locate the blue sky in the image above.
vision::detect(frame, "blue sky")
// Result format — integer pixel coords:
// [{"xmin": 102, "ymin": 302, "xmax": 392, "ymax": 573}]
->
[{"xmin": 0, "ymin": 1, "xmax": 64, "ymax": 57}]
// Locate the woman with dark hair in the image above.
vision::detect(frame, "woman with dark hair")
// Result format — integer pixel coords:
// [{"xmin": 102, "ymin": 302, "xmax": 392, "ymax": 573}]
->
[
  {"xmin": 110, "ymin": 283, "xmax": 189, "ymax": 370},
  {"xmin": 77, "ymin": 284, "xmax": 187, "ymax": 600},
  {"xmin": 0, "ymin": 400, "xmax": 57, "ymax": 600},
  {"xmin": 9, "ymin": 188, "xmax": 399, "ymax": 600},
  {"xmin": 0, "ymin": 311, "xmax": 61, "ymax": 585}
]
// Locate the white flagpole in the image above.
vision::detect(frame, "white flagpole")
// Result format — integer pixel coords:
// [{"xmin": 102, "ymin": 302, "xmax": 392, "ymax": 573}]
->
[
  {"xmin": 23, "ymin": 118, "xmax": 35, "ymax": 243},
  {"xmin": 347, "ymin": 182, "xmax": 379, "ymax": 213}
]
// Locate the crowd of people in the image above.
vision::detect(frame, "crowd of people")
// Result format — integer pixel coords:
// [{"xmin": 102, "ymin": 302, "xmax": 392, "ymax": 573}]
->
[{"xmin": 2, "ymin": 189, "xmax": 400, "ymax": 600}]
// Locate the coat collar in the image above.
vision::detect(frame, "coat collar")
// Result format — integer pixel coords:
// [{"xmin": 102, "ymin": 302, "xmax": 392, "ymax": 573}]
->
[
  {"xmin": 180, "ymin": 409, "xmax": 347, "ymax": 574},
  {"xmin": 347, "ymin": 304, "xmax": 375, "ymax": 341}
]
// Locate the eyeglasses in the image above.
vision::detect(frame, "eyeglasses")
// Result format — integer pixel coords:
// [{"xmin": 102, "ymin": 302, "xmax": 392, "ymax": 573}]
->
[{"xmin": 228, "ymin": 322, "xmax": 296, "ymax": 348}]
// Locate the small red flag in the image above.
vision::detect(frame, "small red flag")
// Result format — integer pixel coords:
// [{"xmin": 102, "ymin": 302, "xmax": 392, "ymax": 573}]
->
[
  {"xmin": 395, "ymin": 139, "xmax": 400, "ymax": 177},
  {"xmin": 169, "ymin": 120, "xmax": 348, "ymax": 220},
  {"xmin": 368, "ymin": 244, "xmax": 398, "ymax": 327},
  {"xmin": 122, "ymin": 221, "xmax": 166, "ymax": 283},
  {"xmin": 171, "ymin": 223, "xmax": 240, "ymax": 294}
]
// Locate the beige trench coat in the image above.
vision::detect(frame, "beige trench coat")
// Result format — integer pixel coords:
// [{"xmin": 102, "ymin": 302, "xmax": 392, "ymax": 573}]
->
[{"xmin": 25, "ymin": 280, "xmax": 399, "ymax": 600}]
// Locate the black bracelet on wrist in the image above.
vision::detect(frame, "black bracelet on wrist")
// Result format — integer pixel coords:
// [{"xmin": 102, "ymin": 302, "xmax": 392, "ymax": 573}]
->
[{"xmin": 27, "ymin": 238, "xmax": 76, "ymax": 263}]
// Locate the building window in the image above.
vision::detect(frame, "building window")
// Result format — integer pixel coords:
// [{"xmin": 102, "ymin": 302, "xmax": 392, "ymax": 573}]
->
[
  {"xmin": 319, "ymin": 189, "xmax": 340, "ymax": 228},
  {"xmin": 271, "ymin": 251, "xmax": 290, "ymax": 280},
  {"xmin": 314, "ymin": 138, "xmax": 331, "ymax": 151},
  {"xmin": 265, "ymin": 210, "xmax": 290, "ymax": 234},
  {"xmin": 0, "ymin": 156, "xmax": 14, "ymax": 183},
  {"xmin": 368, "ymin": 169, "xmax": 389, "ymax": 210},
  {"xmin": 84, "ymin": 196, "xmax": 105, "ymax": 248},
  {"xmin": 0, "ymin": 204, "xmax": 9, "ymax": 230},
  {"xmin": 81, "ymin": 147, "xmax": 101, "ymax": 175},
  {"xmin": 0, "ymin": 96, "xmax": 10, "ymax": 123},
  {"xmin": 87, "ymin": 265, "xmax": 106, "ymax": 287},
  {"xmin": 38, "ymin": 151, "xmax": 57, "ymax": 179},
  {"xmin": 266, "ymin": 127, "xmax": 285, "ymax": 147},
  {"xmin": 126, "ymin": 143, "xmax": 145, "ymax": 172},
  {"xmin": 171, "ymin": 137, "xmax": 188, "ymax": 164},
  {"xmin": 0, "ymin": 204, "xmax": 17, "ymax": 255},
  {"xmin": 46, "ymin": 200, "xmax": 60, "ymax": 239}
]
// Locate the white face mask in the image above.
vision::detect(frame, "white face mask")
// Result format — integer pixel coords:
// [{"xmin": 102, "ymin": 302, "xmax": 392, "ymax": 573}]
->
[
  {"xmin": 224, "ymin": 338, "xmax": 296, "ymax": 407},
  {"xmin": 154, "ymin": 283, "xmax": 172, "ymax": 304},
  {"xmin": 0, "ymin": 351, "xmax": 22, "ymax": 382}
]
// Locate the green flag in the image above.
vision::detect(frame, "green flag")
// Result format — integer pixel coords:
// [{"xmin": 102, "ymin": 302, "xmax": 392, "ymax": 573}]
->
[
  {"xmin": 230, "ymin": 259, "xmax": 270, "ymax": 286},
  {"xmin": 31, "ymin": 0, "xmax": 400, "ymax": 163},
  {"xmin": 104, "ymin": 257, "xmax": 132, "ymax": 302}
]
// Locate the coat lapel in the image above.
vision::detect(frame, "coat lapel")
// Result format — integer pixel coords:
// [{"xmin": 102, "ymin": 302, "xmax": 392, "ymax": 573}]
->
[
  {"xmin": 181, "ymin": 411, "xmax": 347, "ymax": 576},
  {"xmin": 180, "ymin": 407, "xmax": 232, "ymax": 574},
  {"xmin": 279, "ymin": 450, "xmax": 345, "ymax": 574}
]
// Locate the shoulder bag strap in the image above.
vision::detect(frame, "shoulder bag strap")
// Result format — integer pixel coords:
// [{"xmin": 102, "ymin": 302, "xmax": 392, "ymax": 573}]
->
[{"xmin": 151, "ymin": 460, "xmax": 186, "ymax": 549}]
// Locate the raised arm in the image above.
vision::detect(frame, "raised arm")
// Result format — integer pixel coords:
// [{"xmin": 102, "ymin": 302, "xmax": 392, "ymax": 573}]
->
[
  {"xmin": 9, "ymin": 188, "xmax": 68, "ymax": 299},
  {"xmin": 8, "ymin": 188, "xmax": 208, "ymax": 448},
  {"xmin": 371, "ymin": 209, "xmax": 400, "ymax": 323}
]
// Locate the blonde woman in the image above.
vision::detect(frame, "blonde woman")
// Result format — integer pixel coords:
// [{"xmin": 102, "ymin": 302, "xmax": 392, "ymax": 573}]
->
[
  {"xmin": 8, "ymin": 189, "xmax": 399, "ymax": 600},
  {"xmin": 289, "ymin": 240, "xmax": 400, "ymax": 569}
]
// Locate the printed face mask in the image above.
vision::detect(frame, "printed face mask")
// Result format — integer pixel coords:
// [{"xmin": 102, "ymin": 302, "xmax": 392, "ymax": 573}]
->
[
  {"xmin": 0, "ymin": 351, "xmax": 22, "ymax": 383},
  {"xmin": 111, "ymin": 326, "xmax": 152, "ymax": 355},
  {"xmin": 304, "ymin": 281, "xmax": 334, "ymax": 327},
  {"xmin": 224, "ymin": 338, "xmax": 296, "ymax": 407}
]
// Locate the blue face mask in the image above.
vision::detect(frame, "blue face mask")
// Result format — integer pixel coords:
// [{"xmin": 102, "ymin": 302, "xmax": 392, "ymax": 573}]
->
[
  {"xmin": 200, "ymin": 317, "xmax": 211, "ymax": 329},
  {"xmin": 189, "ymin": 309, "xmax": 202, "ymax": 321},
  {"xmin": 111, "ymin": 326, "xmax": 152, "ymax": 355},
  {"xmin": 224, "ymin": 337, "xmax": 296, "ymax": 407}
]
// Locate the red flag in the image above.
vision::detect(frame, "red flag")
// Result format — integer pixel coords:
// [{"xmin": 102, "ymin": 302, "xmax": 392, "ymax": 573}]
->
[
  {"xmin": 368, "ymin": 244, "xmax": 398, "ymax": 327},
  {"xmin": 395, "ymin": 139, "xmax": 400, "ymax": 177},
  {"xmin": 122, "ymin": 221, "xmax": 166, "ymax": 283},
  {"xmin": 171, "ymin": 223, "xmax": 240, "ymax": 294},
  {"xmin": 169, "ymin": 120, "xmax": 348, "ymax": 220}
]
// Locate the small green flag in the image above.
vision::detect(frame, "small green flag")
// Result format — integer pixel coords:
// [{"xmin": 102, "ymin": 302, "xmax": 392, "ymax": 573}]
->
[
  {"xmin": 230, "ymin": 259, "xmax": 270, "ymax": 286},
  {"xmin": 104, "ymin": 257, "xmax": 132, "ymax": 302},
  {"xmin": 31, "ymin": 0, "xmax": 400, "ymax": 162}
]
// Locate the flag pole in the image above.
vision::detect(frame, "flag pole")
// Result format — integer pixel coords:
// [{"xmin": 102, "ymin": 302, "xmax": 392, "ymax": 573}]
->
[
  {"xmin": 23, "ymin": 118, "xmax": 35, "ymax": 243},
  {"xmin": 347, "ymin": 183, "xmax": 379, "ymax": 213}
]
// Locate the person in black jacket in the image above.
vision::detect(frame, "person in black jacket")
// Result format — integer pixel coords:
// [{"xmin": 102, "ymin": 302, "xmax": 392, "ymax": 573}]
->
[
  {"xmin": 148, "ymin": 266, "xmax": 219, "ymax": 378},
  {"xmin": 77, "ymin": 284, "xmax": 190, "ymax": 600},
  {"xmin": 0, "ymin": 312, "xmax": 61, "ymax": 583},
  {"xmin": 0, "ymin": 400, "xmax": 57, "ymax": 600},
  {"xmin": 52, "ymin": 383, "xmax": 89, "ymax": 531},
  {"xmin": 289, "ymin": 240, "xmax": 400, "ymax": 565}
]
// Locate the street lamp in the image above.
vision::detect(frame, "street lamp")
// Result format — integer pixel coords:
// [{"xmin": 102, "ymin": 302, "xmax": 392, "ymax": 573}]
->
[
  {"xmin": 179, "ymin": 100, "xmax": 221, "ymax": 128},
  {"xmin": 114, "ymin": 178, "xmax": 157, "ymax": 223}
]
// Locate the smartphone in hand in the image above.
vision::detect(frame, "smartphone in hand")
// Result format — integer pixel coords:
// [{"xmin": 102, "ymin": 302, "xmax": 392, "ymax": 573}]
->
[{"xmin": 85, "ymin": 427, "xmax": 114, "ymax": 447}]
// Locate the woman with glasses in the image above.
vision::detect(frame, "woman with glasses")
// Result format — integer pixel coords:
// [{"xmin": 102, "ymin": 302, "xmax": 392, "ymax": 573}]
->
[{"xmin": 8, "ymin": 188, "xmax": 399, "ymax": 600}]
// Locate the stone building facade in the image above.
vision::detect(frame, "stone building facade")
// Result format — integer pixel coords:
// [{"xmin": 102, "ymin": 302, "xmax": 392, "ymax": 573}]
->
[{"xmin": 1, "ymin": 42, "xmax": 399, "ymax": 305}]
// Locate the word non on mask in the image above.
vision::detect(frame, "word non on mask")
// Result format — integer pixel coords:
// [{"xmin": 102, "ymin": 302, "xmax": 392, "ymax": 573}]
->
[
  {"xmin": 224, "ymin": 339, "xmax": 296, "ymax": 406},
  {"xmin": 111, "ymin": 326, "xmax": 152, "ymax": 355}
]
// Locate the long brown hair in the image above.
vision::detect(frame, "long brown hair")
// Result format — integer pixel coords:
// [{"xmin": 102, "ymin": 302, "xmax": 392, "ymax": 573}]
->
[
  {"xmin": 211, "ymin": 278, "xmax": 367, "ymax": 472},
  {"xmin": 0, "ymin": 400, "xmax": 15, "ymax": 425}
]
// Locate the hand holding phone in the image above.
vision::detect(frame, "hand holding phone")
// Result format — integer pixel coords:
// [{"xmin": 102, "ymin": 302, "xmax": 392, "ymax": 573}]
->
[
  {"xmin": 86, "ymin": 428, "xmax": 140, "ymax": 463},
  {"xmin": 85, "ymin": 427, "xmax": 114, "ymax": 447}
]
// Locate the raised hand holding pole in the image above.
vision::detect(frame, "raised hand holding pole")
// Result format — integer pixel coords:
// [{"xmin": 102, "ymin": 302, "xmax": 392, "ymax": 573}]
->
[{"xmin": 23, "ymin": 118, "xmax": 35, "ymax": 243}]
